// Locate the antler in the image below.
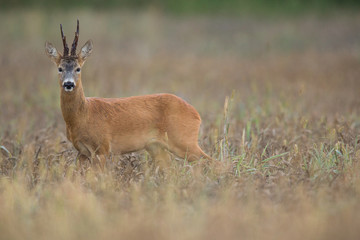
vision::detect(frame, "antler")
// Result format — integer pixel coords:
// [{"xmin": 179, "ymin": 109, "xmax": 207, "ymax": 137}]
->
[
  {"xmin": 60, "ymin": 24, "xmax": 69, "ymax": 56},
  {"xmin": 71, "ymin": 20, "xmax": 79, "ymax": 56}
]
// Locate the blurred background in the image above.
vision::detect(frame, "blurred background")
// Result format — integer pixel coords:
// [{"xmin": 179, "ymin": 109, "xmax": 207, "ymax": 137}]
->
[
  {"xmin": 1, "ymin": 2, "xmax": 360, "ymax": 240},
  {"xmin": 2, "ymin": 0, "xmax": 360, "ymax": 14},
  {"xmin": 0, "ymin": 1, "xmax": 360, "ymax": 142}
]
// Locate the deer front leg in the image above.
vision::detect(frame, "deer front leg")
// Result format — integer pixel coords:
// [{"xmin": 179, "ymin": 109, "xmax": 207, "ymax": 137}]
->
[
  {"xmin": 76, "ymin": 154, "xmax": 91, "ymax": 174},
  {"xmin": 74, "ymin": 141, "xmax": 95, "ymax": 168},
  {"xmin": 96, "ymin": 155, "xmax": 107, "ymax": 171},
  {"xmin": 76, "ymin": 153, "xmax": 107, "ymax": 172},
  {"xmin": 77, "ymin": 141, "xmax": 109, "ymax": 171}
]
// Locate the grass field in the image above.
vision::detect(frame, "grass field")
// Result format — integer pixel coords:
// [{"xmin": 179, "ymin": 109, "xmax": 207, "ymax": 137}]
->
[{"xmin": 1, "ymin": 10, "xmax": 360, "ymax": 239}]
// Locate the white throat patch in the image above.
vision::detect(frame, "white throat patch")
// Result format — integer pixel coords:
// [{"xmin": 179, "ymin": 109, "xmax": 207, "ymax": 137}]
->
[{"xmin": 64, "ymin": 87, "xmax": 74, "ymax": 92}]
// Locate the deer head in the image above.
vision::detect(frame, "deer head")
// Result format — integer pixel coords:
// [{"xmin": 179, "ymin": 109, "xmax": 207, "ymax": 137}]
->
[{"xmin": 45, "ymin": 20, "xmax": 93, "ymax": 92}]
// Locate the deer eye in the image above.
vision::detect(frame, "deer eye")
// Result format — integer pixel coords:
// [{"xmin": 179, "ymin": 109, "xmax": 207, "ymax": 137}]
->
[
  {"xmin": 58, "ymin": 67, "xmax": 63, "ymax": 73},
  {"xmin": 76, "ymin": 68, "xmax": 81, "ymax": 73}
]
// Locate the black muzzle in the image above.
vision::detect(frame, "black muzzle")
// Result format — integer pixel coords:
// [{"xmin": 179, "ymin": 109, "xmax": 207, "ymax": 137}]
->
[{"xmin": 63, "ymin": 81, "xmax": 75, "ymax": 91}]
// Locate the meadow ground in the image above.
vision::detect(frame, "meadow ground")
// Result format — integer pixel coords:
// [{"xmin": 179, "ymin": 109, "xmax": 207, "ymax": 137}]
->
[{"xmin": 1, "ymin": 10, "xmax": 360, "ymax": 240}]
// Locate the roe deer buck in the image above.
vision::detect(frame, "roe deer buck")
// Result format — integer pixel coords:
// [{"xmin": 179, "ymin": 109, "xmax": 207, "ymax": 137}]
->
[{"xmin": 45, "ymin": 20, "xmax": 212, "ymax": 170}]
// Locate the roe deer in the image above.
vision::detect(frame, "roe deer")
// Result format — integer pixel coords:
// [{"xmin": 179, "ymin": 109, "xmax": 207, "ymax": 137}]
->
[{"xmin": 45, "ymin": 20, "xmax": 212, "ymax": 170}]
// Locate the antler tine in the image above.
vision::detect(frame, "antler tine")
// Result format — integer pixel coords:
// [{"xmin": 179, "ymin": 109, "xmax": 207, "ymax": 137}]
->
[
  {"xmin": 60, "ymin": 24, "xmax": 69, "ymax": 56},
  {"xmin": 71, "ymin": 19, "xmax": 79, "ymax": 56}
]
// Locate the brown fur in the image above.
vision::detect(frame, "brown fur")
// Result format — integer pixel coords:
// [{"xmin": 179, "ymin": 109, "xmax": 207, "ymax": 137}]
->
[{"xmin": 60, "ymin": 78, "xmax": 211, "ymax": 169}]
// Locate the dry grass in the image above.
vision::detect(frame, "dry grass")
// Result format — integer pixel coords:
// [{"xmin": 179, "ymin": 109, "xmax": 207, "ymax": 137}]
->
[{"xmin": 1, "ymin": 10, "xmax": 360, "ymax": 240}]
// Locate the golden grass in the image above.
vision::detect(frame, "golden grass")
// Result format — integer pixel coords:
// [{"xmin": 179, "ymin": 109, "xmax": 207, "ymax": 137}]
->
[{"xmin": 1, "ymin": 10, "xmax": 360, "ymax": 240}]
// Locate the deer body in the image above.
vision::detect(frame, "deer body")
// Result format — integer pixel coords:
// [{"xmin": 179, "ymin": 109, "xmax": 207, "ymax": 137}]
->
[{"xmin": 46, "ymin": 21, "xmax": 211, "ymax": 169}]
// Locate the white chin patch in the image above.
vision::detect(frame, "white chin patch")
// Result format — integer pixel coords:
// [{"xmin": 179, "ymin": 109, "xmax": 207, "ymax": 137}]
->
[{"xmin": 64, "ymin": 87, "xmax": 74, "ymax": 92}]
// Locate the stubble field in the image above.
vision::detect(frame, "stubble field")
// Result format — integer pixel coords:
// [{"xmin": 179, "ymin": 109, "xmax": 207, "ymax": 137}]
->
[{"xmin": 1, "ymin": 10, "xmax": 360, "ymax": 239}]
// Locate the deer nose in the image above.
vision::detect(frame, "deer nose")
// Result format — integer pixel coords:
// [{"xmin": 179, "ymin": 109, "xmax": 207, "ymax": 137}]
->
[
  {"xmin": 63, "ymin": 81, "xmax": 75, "ymax": 88},
  {"xmin": 63, "ymin": 81, "xmax": 75, "ymax": 91}
]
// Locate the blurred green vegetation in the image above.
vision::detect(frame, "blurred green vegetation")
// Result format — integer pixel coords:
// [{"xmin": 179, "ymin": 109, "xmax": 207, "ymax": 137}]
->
[{"xmin": 2, "ymin": 0, "xmax": 360, "ymax": 15}]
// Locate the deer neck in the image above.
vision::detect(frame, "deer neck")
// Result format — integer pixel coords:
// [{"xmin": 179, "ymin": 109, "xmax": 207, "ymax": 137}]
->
[{"xmin": 60, "ymin": 79, "xmax": 87, "ymax": 127}]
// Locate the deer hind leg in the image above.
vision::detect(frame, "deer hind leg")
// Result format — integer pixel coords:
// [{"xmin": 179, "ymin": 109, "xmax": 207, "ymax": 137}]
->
[
  {"xmin": 145, "ymin": 140, "xmax": 172, "ymax": 170},
  {"xmin": 169, "ymin": 144, "xmax": 212, "ymax": 163},
  {"xmin": 165, "ymin": 113, "xmax": 212, "ymax": 162}
]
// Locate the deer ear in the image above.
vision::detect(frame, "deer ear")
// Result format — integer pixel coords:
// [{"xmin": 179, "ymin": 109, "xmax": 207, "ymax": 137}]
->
[
  {"xmin": 45, "ymin": 42, "xmax": 61, "ymax": 64},
  {"xmin": 78, "ymin": 40, "xmax": 93, "ymax": 64}
]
